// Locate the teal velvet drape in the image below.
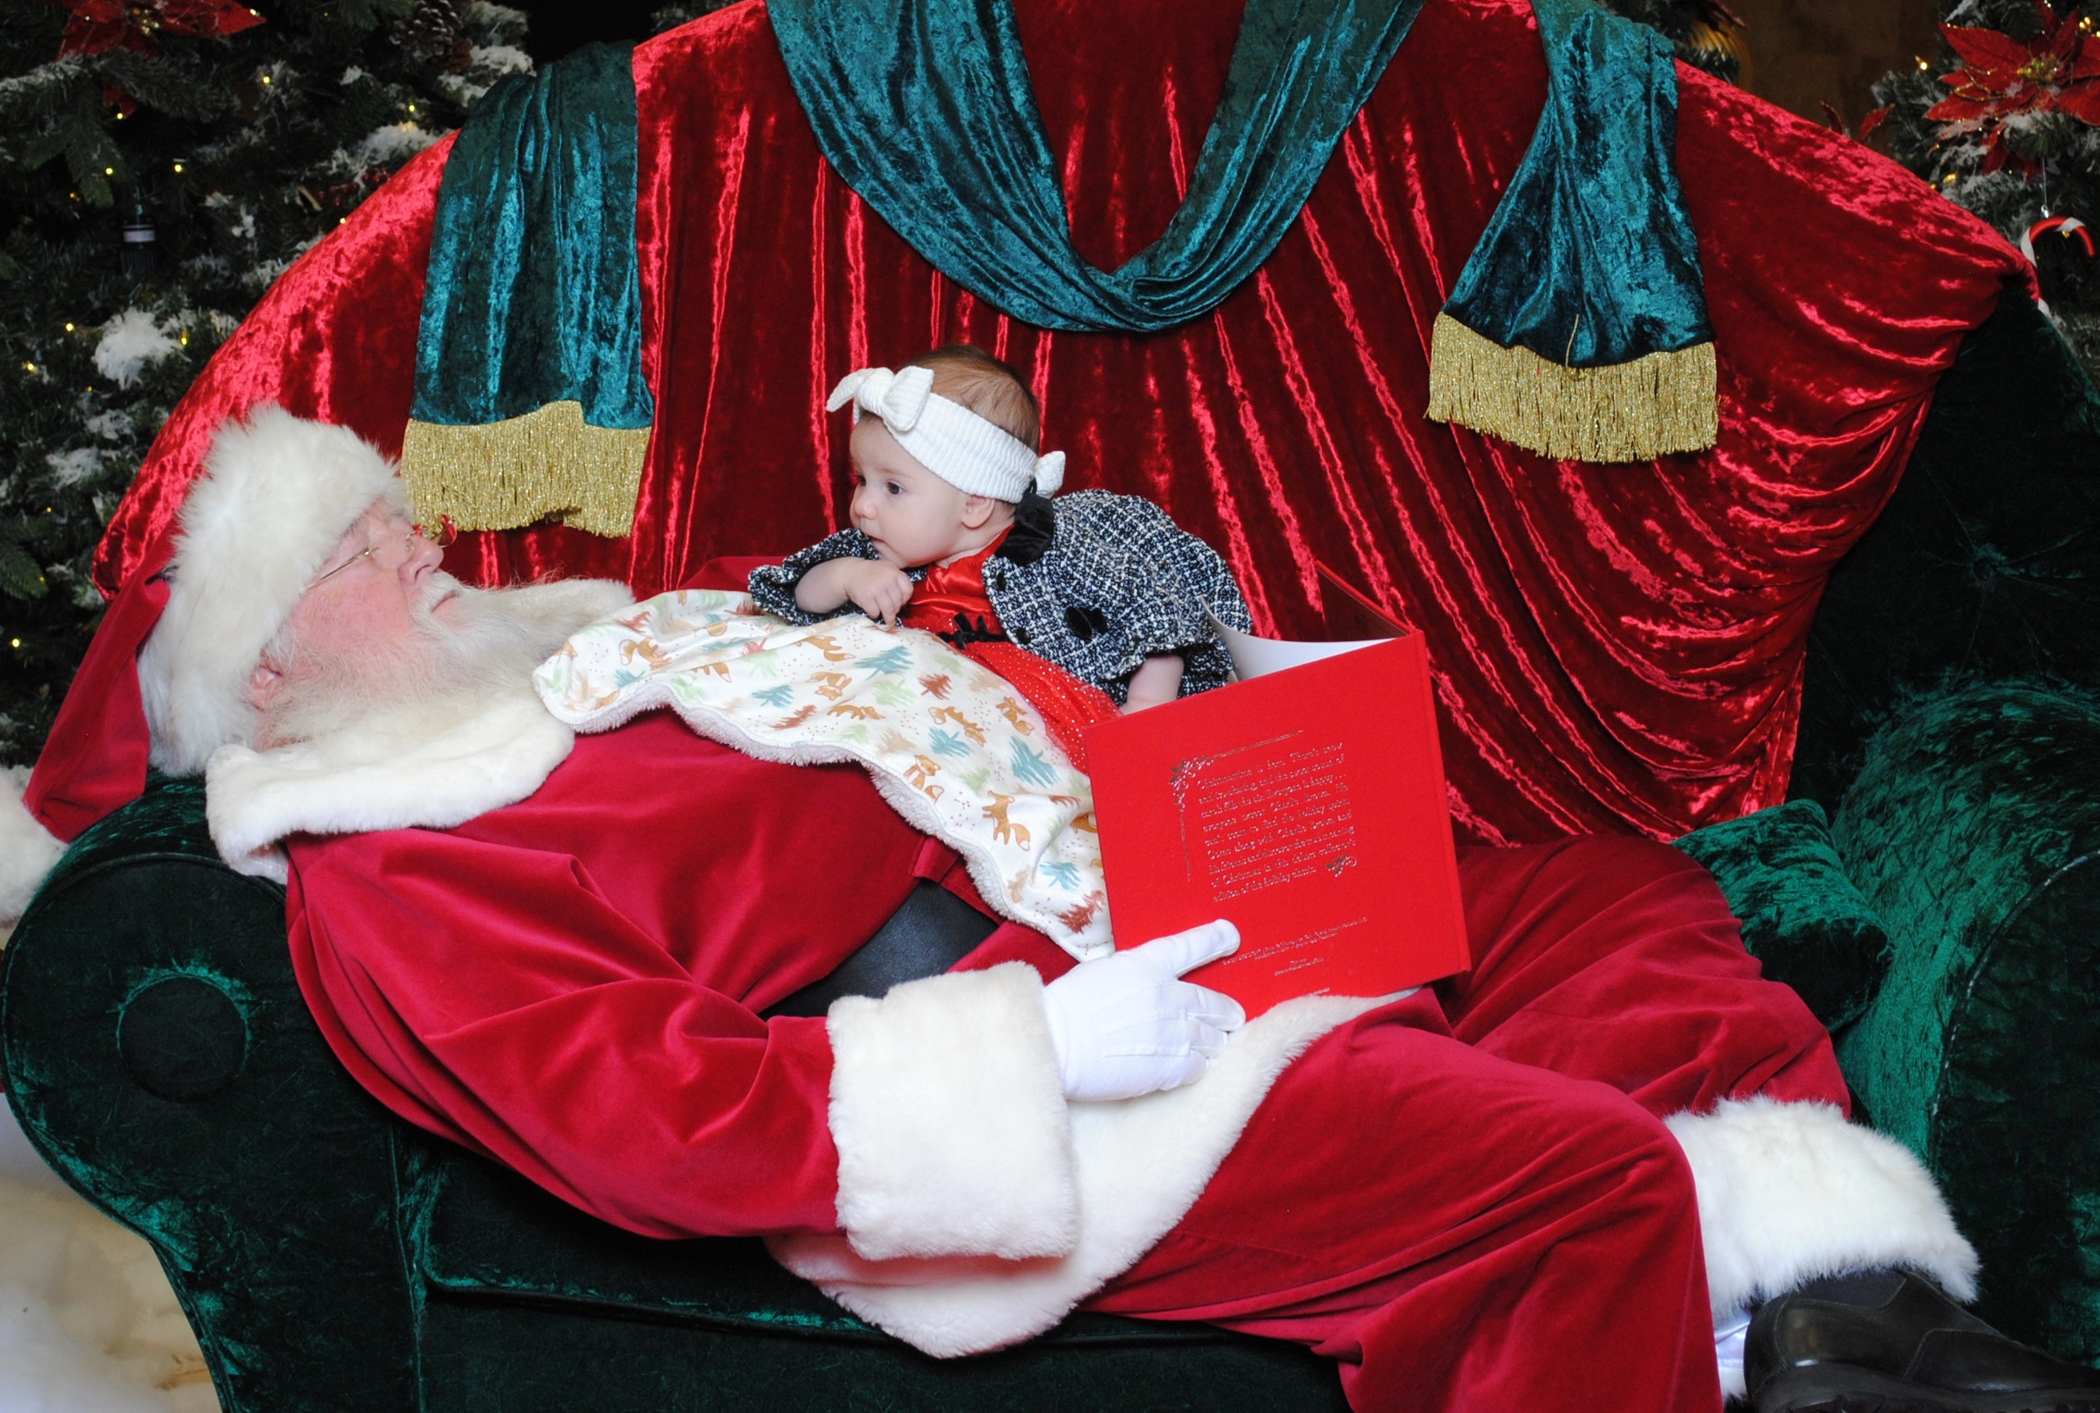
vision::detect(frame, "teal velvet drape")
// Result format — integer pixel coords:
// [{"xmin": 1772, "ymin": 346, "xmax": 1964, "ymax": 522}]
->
[
  {"xmin": 767, "ymin": 0, "xmax": 1709, "ymax": 361},
  {"xmin": 1441, "ymin": 0, "xmax": 1710, "ymax": 366},
  {"xmin": 410, "ymin": 42, "xmax": 651, "ymax": 435},
  {"xmin": 767, "ymin": 0, "xmax": 1428, "ymax": 333}
]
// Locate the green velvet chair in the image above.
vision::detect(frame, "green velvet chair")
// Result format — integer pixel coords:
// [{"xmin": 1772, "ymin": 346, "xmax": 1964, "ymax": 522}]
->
[{"xmin": 8, "ymin": 284, "xmax": 2100, "ymax": 1413}]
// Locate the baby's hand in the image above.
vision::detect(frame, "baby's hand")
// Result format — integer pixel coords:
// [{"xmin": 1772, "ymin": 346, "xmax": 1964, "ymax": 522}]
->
[{"xmin": 837, "ymin": 559, "xmax": 914, "ymax": 628}]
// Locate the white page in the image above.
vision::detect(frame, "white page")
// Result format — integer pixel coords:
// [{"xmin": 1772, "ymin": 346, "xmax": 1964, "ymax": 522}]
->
[{"xmin": 1206, "ymin": 608, "xmax": 1395, "ymax": 681}]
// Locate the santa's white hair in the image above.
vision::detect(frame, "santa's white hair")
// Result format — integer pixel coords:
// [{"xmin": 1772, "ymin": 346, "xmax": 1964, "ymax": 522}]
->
[{"xmin": 139, "ymin": 405, "xmax": 408, "ymax": 777}]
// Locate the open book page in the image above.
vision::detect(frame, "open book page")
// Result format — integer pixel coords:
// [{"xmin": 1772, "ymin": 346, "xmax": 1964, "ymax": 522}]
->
[{"xmin": 1205, "ymin": 609, "xmax": 1397, "ymax": 680}]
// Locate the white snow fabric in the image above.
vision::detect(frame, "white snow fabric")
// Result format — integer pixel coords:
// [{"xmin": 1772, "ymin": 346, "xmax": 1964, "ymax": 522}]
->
[
  {"xmin": 773, "ymin": 990, "xmax": 1382, "ymax": 1357},
  {"xmin": 0, "ymin": 1106, "xmax": 216, "ymax": 1411},
  {"xmin": 139, "ymin": 405, "xmax": 405, "ymax": 778},
  {"xmin": 829, "ymin": 365, "xmax": 1066, "ymax": 500},
  {"xmin": 0, "ymin": 765, "xmax": 65, "ymax": 929},
  {"xmin": 1667, "ymin": 1095, "xmax": 1980, "ymax": 1321},
  {"xmin": 826, "ymin": 964, "xmax": 1079, "ymax": 1262}
]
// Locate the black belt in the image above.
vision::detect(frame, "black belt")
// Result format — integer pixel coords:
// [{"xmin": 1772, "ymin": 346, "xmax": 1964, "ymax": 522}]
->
[{"xmin": 761, "ymin": 881, "xmax": 1000, "ymax": 1018}]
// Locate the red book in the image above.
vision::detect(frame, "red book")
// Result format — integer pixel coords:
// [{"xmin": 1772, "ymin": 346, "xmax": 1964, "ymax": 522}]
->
[{"xmin": 1084, "ymin": 609, "xmax": 1469, "ymax": 1016}]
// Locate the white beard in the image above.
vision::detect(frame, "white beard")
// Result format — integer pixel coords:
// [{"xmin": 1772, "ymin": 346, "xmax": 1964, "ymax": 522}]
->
[
  {"xmin": 255, "ymin": 574, "xmax": 628, "ymax": 749},
  {"xmin": 204, "ymin": 575, "xmax": 636, "ymax": 881}
]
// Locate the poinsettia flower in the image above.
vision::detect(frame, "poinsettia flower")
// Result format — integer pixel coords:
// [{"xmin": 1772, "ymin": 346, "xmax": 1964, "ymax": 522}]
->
[
  {"xmin": 1926, "ymin": 1, "xmax": 2100, "ymax": 173},
  {"xmin": 54, "ymin": 0, "xmax": 262, "ymax": 60}
]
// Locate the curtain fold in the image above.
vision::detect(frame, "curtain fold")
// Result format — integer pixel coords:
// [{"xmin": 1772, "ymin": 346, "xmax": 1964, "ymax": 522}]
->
[{"xmin": 76, "ymin": 0, "xmax": 2025, "ymax": 847}]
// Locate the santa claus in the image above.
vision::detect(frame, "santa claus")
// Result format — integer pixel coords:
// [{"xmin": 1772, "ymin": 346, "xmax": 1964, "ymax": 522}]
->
[{"xmin": 7, "ymin": 402, "xmax": 2098, "ymax": 1413}]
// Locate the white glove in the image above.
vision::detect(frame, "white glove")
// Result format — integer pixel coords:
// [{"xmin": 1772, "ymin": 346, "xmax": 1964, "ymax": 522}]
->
[{"xmin": 1040, "ymin": 920, "xmax": 1247, "ymax": 1102}]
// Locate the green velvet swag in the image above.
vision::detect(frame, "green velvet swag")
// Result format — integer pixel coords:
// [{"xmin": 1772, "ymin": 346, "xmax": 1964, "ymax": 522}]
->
[
  {"xmin": 404, "ymin": 41, "xmax": 651, "ymax": 538},
  {"xmin": 1672, "ymin": 799, "xmax": 1890, "ymax": 1032},
  {"xmin": 764, "ymin": 0, "xmax": 1708, "ymax": 354},
  {"xmin": 1436, "ymin": 0, "xmax": 1709, "ymax": 371}
]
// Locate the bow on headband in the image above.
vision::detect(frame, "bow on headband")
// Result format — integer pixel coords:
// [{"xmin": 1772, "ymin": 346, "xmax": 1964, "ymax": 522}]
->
[{"xmin": 827, "ymin": 365, "xmax": 1066, "ymax": 500}]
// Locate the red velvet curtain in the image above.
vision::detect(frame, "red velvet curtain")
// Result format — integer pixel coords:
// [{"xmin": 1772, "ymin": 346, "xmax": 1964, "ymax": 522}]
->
[{"xmin": 64, "ymin": 0, "xmax": 2024, "ymax": 846}]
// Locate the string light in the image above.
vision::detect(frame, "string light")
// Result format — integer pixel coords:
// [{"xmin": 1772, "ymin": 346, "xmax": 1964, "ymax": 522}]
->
[
  {"xmin": 9, "ymin": 640, "xmax": 19, "ymax": 650},
  {"xmin": 260, "ymin": 74, "xmax": 272, "ymax": 85},
  {"xmin": 21, "ymin": 362, "xmax": 34, "ymax": 373},
  {"xmin": 103, "ymin": 166, "xmax": 114, "ymax": 176},
  {"xmin": 173, "ymin": 162, "xmax": 184, "ymax": 174},
  {"xmin": 63, "ymin": 323, "xmax": 73, "ymax": 332}
]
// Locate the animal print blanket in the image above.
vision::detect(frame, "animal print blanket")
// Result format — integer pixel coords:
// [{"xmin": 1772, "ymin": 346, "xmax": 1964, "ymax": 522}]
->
[{"xmin": 534, "ymin": 590, "xmax": 1114, "ymax": 960}]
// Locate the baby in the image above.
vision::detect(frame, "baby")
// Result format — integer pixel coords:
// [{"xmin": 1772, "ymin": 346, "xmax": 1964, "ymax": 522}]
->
[{"xmin": 749, "ymin": 345, "xmax": 1252, "ymax": 730}]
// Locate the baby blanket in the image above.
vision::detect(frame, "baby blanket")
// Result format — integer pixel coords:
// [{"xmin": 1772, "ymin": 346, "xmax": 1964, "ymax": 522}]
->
[{"xmin": 534, "ymin": 590, "xmax": 1113, "ymax": 960}]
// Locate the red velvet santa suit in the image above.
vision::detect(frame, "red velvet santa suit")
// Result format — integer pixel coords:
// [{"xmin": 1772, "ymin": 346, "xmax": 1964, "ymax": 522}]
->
[{"xmin": 286, "ymin": 709, "xmax": 1858, "ymax": 1413}]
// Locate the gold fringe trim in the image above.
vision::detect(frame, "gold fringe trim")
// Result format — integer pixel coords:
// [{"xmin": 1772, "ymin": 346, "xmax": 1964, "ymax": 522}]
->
[
  {"xmin": 400, "ymin": 401, "xmax": 649, "ymax": 538},
  {"xmin": 1425, "ymin": 312, "xmax": 1718, "ymax": 463}
]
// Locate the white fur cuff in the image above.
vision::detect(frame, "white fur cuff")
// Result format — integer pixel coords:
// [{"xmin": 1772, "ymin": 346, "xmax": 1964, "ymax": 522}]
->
[
  {"xmin": 1668, "ymin": 1095, "xmax": 1979, "ymax": 1320},
  {"xmin": 826, "ymin": 963, "xmax": 1077, "ymax": 1262},
  {"xmin": 0, "ymin": 765, "xmax": 65, "ymax": 928},
  {"xmin": 205, "ymin": 687, "xmax": 575, "ymax": 881}
]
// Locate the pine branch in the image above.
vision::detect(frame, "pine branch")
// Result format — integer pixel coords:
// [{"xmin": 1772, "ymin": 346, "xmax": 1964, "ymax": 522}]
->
[
  {"xmin": 93, "ymin": 51, "xmax": 237, "ymax": 121},
  {"xmin": 0, "ymin": 57, "xmax": 89, "ymax": 129}
]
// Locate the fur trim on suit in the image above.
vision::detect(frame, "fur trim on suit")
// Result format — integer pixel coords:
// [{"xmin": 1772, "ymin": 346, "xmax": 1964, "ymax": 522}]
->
[
  {"xmin": 140, "ymin": 406, "xmax": 406, "ymax": 777},
  {"xmin": 773, "ymin": 991, "xmax": 1381, "ymax": 1357},
  {"xmin": 1668, "ymin": 1095, "xmax": 1979, "ymax": 1322},
  {"xmin": 206, "ymin": 684, "xmax": 574, "ymax": 881},
  {"xmin": 0, "ymin": 765, "xmax": 65, "ymax": 927},
  {"xmin": 825, "ymin": 964, "xmax": 1079, "ymax": 1262}
]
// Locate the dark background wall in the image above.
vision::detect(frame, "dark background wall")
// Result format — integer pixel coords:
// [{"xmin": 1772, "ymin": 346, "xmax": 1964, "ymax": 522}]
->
[
  {"xmin": 1733, "ymin": 0, "xmax": 1938, "ymax": 131},
  {"xmin": 511, "ymin": 0, "xmax": 662, "ymax": 66}
]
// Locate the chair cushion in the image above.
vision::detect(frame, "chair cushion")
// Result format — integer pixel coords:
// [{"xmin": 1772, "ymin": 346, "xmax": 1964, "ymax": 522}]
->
[
  {"xmin": 1833, "ymin": 681, "xmax": 2100, "ymax": 1361},
  {"xmin": 410, "ymin": 1143, "xmax": 1350, "ymax": 1410},
  {"xmin": 1674, "ymin": 798, "xmax": 1891, "ymax": 1031}
]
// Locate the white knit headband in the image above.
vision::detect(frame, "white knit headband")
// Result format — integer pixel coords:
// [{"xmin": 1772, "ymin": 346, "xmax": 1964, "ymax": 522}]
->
[{"xmin": 828, "ymin": 365, "xmax": 1065, "ymax": 501}]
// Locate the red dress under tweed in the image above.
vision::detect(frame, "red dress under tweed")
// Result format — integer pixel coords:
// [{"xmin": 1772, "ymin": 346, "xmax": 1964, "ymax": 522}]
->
[{"xmin": 898, "ymin": 539, "xmax": 1122, "ymax": 769}]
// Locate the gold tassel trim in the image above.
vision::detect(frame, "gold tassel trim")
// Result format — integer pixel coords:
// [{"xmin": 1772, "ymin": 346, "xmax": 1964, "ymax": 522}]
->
[
  {"xmin": 1425, "ymin": 312, "xmax": 1718, "ymax": 463},
  {"xmin": 400, "ymin": 401, "xmax": 649, "ymax": 538}
]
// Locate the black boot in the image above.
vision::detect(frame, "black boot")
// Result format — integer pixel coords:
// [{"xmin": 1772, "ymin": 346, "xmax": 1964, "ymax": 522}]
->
[{"xmin": 1747, "ymin": 1269, "xmax": 2100, "ymax": 1413}]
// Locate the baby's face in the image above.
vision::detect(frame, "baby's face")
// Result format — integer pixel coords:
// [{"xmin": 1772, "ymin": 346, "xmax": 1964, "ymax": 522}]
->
[{"xmin": 847, "ymin": 419, "xmax": 977, "ymax": 568}]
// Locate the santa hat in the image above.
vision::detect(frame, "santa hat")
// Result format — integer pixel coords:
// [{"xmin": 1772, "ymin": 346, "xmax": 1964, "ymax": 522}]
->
[
  {"xmin": 137, "ymin": 405, "xmax": 406, "ymax": 778},
  {"xmin": 829, "ymin": 366, "xmax": 1066, "ymax": 502}
]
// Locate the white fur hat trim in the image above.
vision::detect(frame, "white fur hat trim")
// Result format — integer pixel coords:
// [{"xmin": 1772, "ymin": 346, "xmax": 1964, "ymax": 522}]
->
[
  {"xmin": 829, "ymin": 366, "xmax": 1065, "ymax": 501},
  {"xmin": 138, "ymin": 405, "xmax": 406, "ymax": 777}
]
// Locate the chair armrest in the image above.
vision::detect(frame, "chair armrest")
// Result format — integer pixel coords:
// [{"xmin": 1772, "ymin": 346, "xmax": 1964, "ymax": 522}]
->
[
  {"xmin": 0, "ymin": 777, "xmax": 419, "ymax": 1413},
  {"xmin": 1830, "ymin": 683, "xmax": 2100, "ymax": 1359}
]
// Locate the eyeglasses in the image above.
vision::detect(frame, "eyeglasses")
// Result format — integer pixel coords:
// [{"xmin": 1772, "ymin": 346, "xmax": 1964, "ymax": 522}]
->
[{"xmin": 308, "ymin": 519, "xmax": 455, "ymax": 589}]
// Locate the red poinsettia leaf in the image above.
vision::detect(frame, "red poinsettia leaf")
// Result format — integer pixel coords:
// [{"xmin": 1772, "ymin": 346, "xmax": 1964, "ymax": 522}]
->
[
  {"xmin": 1927, "ymin": 94, "xmax": 1997, "ymax": 122},
  {"xmin": 58, "ymin": 9, "xmax": 151, "ymax": 58},
  {"xmin": 2055, "ymin": 77, "xmax": 2100, "ymax": 123},
  {"xmin": 1982, "ymin": 138, "xmax": 2011, "ymax": 174},
  {"xmin": 1942, "ymin": 22, "xmax": 2044, "ymax": 76},
  {"xmin": 2039, "ymin": 0, "xmax": 2077, "ymax": 52},
  {"xmin": 2069, "ymin": 43, "xmax": 2100, "ymax": 79},
  {"xmin": 157, "ymin": 0, "xmax": 264, "ymax": 39},
  {"xmin": 1858, "ymin": 106, "xmax": 1890, "ymax": 139}
]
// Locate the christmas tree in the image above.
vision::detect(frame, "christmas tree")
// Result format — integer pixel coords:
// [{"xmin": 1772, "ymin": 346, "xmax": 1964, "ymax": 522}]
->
[
  {"xmin": 1869, "ymin": 0, "xmax": 2100, "ymax": 379},
  {"xmin": 0, "ymin": 0, "xmax": 530, "ymax": 765}
]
